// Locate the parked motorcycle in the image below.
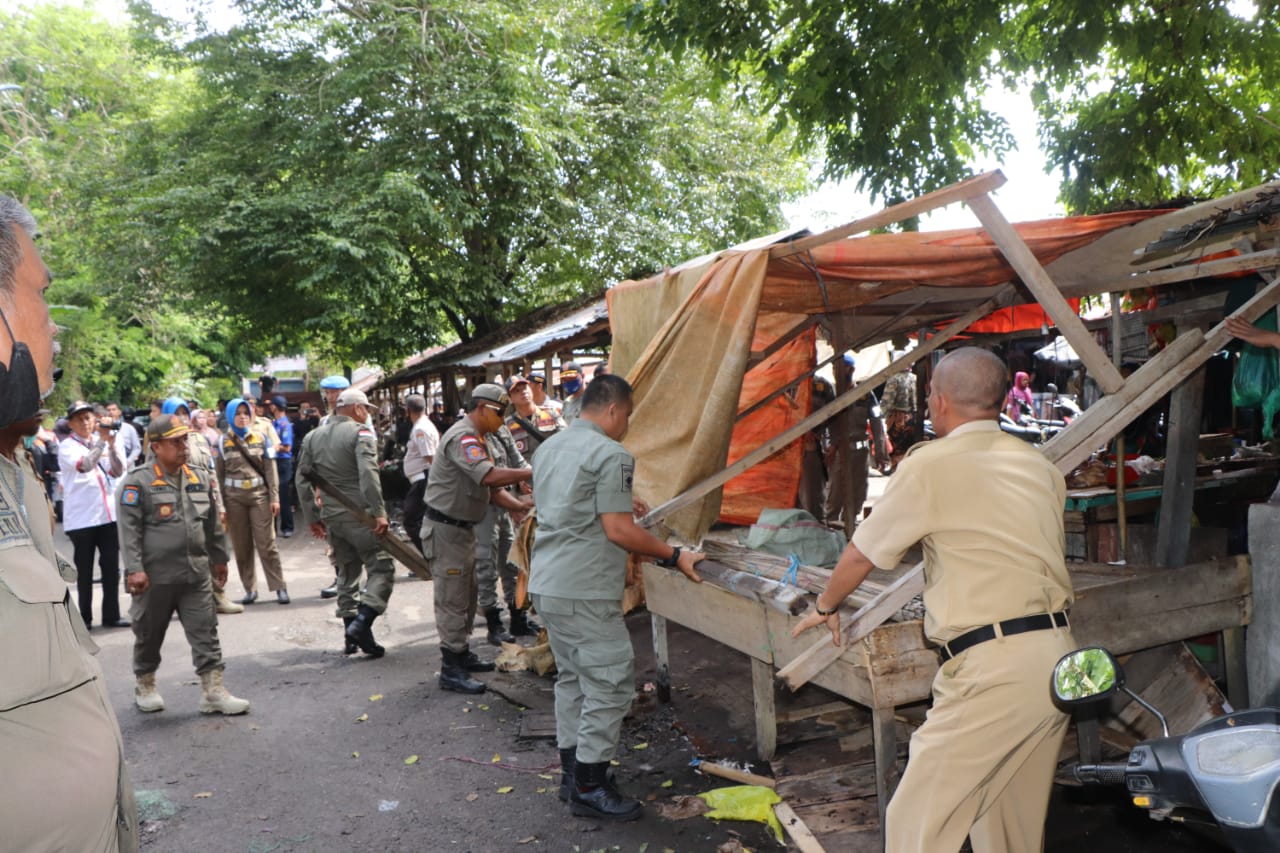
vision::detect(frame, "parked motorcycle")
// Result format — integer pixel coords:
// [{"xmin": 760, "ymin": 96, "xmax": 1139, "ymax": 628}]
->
[{"xmin": 1052, "ymin": 646, "xmax": 1280, "ymax": 852}]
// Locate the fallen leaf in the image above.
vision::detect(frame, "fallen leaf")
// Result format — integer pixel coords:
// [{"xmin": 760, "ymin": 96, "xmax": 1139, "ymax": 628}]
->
[
  {"xmin": 478, "ymin": 704, "xmax": 490, "ymax": 711},
  {"xmin": 537, "ymin": 773, "xmax": 554, "ymax": 780},
  {"xmin": 609, "ymin": 760, "xmax": 620, "ymax": 767},
  {"xmin": 517, "ymin": 837, "xmax": 537, "ymax": 845},
  {"xmin": 535, "ymin": 787, "xmax": 547, "ymax": 794},
  {"xmin": 355, "ymin": 713, "xmax": 368, "ymax": 722},
  {"xmin": 661, "ymin": 779, "xmax": 674, "ymax": 788},
  {"xmin": 491, "ymin": 753, "xmax": 501, "ymax": 763},
  {"xmin": 496, "ymin": 786, "xmax": 513, "ymax": 794},
  {"xmin": 632, "ymin": 742, "xmax": 648, "ymax": 750},
  {"xmin": 465, "ymin": 793, "xmax": 479, "ymax": 802},
  {"xmin": 404, "ymin": 755, "xmax": 419, "ymax": 765},
  {"xmin": 639, "ymin": 845, "xmax": 649, "ymax": 853},
  {"xmin": 351, "ymin": 752, "xmax": 360, "ymax": 758},
  {"xmin": 193, "ymin": 792, "xmax": 212, "ymax": 799},
  {"xmin": 369, "ymin": 694, "xmax": 383, "ymax": 702}
]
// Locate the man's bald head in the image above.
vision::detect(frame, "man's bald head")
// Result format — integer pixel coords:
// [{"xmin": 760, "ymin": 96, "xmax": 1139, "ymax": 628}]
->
[{"xmin": 934, "ymin": 348, "xmax": 1007, "ymax": 414}]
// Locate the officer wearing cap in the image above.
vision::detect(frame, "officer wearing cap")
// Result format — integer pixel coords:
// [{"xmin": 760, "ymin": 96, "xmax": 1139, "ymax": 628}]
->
[
  {"xmin": 558, "ymin": 361, "xmax": 587, "ymax": 423},
  {"xmin": 792, "ymin": 348, "xmax": 1075, "ymax": 852},
  {"xmin": 505, "ymin": 374, "xmax": 566, "ymax": 462},
  {"xmin": 528, "ymin": 372, "xmax": 562, "ymax": 414},
  {"xmin": 295, "ymin": 387, "xmax": 396, "ymax": 657},
  {"xmin": 316, "ymin": 374, "xmax": 354, "ymax": 599},
  {"xmin": 400, "ymin": 393, "xmax": 439, "ymax": 557},
  {"xmin": 119, "ymin": 415, "xmax": 250, "ymax": 716},
  {"xmin": 423, "ymin": 383, "xmax": 533, "ymax": 693},
  {"xmin": 216, "ymin": 398, "xmax": 289, "ymax": 605}
]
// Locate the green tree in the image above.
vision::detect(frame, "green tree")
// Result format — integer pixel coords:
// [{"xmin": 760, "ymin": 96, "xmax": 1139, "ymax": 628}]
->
[
  {"xmin": 126, "ymin": 0, "xmax": 811, "ymax": 365},
  {"xmin": 616, "ymin": 0, "xmax": 1280, "ymax": 211}
]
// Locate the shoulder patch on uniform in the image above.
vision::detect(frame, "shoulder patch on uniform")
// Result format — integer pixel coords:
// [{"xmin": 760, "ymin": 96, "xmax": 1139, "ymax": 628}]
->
[
  {"xmin": 621, "ymin": 462, "xmax": 634, "ymax": 493},
  {"xmin": 462, "ymin": 441, "xmax": 487, "ymax": 463},
  {"xmin": 357, "ymin": 426, "xmax": 376, "ymax": 442},
  {"xmin": 122, "ymin": 486, "xmax": 140, "ymax": 506}
]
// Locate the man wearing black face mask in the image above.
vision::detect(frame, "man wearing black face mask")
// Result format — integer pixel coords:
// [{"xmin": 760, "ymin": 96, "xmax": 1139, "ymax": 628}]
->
[{"xmin": 0, "ymin": 196, "xmax": 139, "ymax": 851}]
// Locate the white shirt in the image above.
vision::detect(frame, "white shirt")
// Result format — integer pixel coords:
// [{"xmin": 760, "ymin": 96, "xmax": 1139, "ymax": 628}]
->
[
  {"xmin": 116, "ymin": 423, "xmax": 141, "ymax": 466},
  {"xmin": 402, "ymin": 414, "xmax": 440, "ymax": 481},
  {"xmin": 57, "ymin": 435, "xmax": 126, "ymax": 532}
]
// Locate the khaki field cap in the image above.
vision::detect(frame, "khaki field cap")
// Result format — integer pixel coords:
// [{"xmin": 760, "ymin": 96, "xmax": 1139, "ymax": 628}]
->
[
  {"xmin": 146, "ymin": 414, "xmax": 190, "ymax": 442},
  {"xmin": 336, "ymin": 388, "xmax": 371, "ymax": 408},
  {"xmin": 471, "ymin": 383, "xmax": 509, "ymax": 407}
]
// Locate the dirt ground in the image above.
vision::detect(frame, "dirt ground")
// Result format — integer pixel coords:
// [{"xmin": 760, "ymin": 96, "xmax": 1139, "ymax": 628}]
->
[{"xmin": 73, "ymin": 513, "xmax": 1228, "ymax": 853}]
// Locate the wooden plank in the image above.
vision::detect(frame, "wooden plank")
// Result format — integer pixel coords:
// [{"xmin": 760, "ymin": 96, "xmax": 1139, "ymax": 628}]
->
[
  {"xmin": 652, "ymin": 613, "xmax": 671, "ymax": 704},
  {"xmin": 1223, "ymin": 627, "xmax": 1249, "ymax": 712},
  {"xmin": 639, "ymin": 288, "xmax": 1015, "ymax": 529},
  {"xmin": 1112, "ymin": 247, "xmax": 1280, "ymax": 292},
  {"xmin": 776, "ymin": 760, "xmax": 880, "ymax": 804},
  {"xmin": 747, "ymin": 316, "xmax": 816, "ymax": 368},
  {"xmin": 777, "ymin": 701, "xmax": 856, "ymax": 724},
  {"xmin": 774, "ymin": 802, "xmax": 828, "ymax": 853},
  {"xmin": 967, "ymin": 192, "xmax": 1125, "ymax": 394},
  {"xmin": 871, "ymin": 704, "xmax": 899, "ymax": 847},
  {"xmin": 299, "ymin": 470, "xmax": 432, "ymax": 580},
  {"xmin": 517, "ymin": 711, "xmax": 557, "ymax": 740},
  {"xmin": 641, "ymin": 564, "xmax": 772, "ymax": 662},
  {"xmin": 1155, "ymin": 366, "xmax": 1207, "ymax": 567},
  {"xmin": 769, "ymin": 171, "xmax": 1007, "ymax": 260},
  {"xmin": 752, "ymin": 657, "xmax": 778, "ymax": 761}
]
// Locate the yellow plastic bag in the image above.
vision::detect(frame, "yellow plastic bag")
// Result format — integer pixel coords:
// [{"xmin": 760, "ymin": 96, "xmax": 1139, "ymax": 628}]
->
[{"xmin": 697, "ymin": 785, "xmax": 783, "ymax": 843}]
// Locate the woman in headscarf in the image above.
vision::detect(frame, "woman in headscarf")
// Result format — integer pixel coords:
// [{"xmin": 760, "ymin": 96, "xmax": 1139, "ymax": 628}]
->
[{"xmin": 1005, "ymin": 371, "xmax": 1035, "ymax": 422}]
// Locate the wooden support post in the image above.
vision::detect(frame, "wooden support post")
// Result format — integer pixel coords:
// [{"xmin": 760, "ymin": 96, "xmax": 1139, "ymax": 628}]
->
[
  {"xmin": 1064, "ymin": 247, "xmax": 1280, "ymax": 299},
  {"xmin": 1155, "ymin": 366, "xmax": 1207, "ymax": 568},
  {"xmin": 639, "ymin": 289, "xmax": 1015, "ymax": 529},
  {"xmin": 967, "ymin": 192, "xmax": 1126, "ymax": 394},
  {"xmin": 871, "ymin": 704, "xmax": 899, "ymax": 845},
  {"xmin": 652, "ymin": 613, "xmax": 671, "ymax": 704},
  {"xmin": 751, "ymin": 657, "xmax": 778, "ymax": 761},
  {"xmin": 1111, "ymin": 292, "xmax": 1128, "ymax": 562},
  {"xmin": 1223, "ymin": 627, "xmax": 1249, "ymax": 712}
]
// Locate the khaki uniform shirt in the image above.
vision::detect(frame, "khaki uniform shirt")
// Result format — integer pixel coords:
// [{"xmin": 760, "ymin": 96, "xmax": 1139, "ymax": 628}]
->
[
  {"xmin": 560, "ymin": 393, "xmax": 584, "ymax": 424},
  {"xmin": 425, "ymin": 417, "xmax": 495, "ymax": 523},
  {"xmin": 852, "ymin": 419, "xmax": 1073, "ymax": 643},
  {"xmin": 505, "ymin": 406, "xmax": 565, "ymax": 461},
  {"xmin": 294, "ymin": 415, "xmax": 384, "ymax": 524},
  {"xmin": 144, "ymin": 432, "xmax": 220, "ymax": 509},
  {"xmin": 117, "ymin": 463, "xmax": 230, "ymax": 583},
  {"xmin": 216, "ymin": 429, "xmax": 279, "ymax": 502},
  {"xmin": 528, "ymin": 419, "xmax": 635, "ymax": 601}
]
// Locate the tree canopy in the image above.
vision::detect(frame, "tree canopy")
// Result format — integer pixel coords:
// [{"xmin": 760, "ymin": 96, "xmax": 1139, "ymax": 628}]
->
[{"xmin": 617, "ymin": 0, "xmax": 1280, "ymax": 211}]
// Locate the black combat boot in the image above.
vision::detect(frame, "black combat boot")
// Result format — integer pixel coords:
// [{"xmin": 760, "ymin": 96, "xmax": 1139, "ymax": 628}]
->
[
  {"xmin": 439, "ymin": 649, "xmax": 486, "ymax": 694},
  {"xmin": 484, "ymin": 607, "xmax": 515, "ymax": 645},
  {"xmin": 508, "ymin": 608, "xmax": 541, "ymax": 637},
  {"xmin": 570, "ymin": 761, "xmax": 643, "ymax": 821},
  {"xmin": 558, "ymin": 747, "xmax": 576, "ymax": 802},
  {"xmin": 341, "ymin": 616, "xmax": 358, "ymax": 655},
  {"xmin": 456, "ymin": 645, "xmax": 496, "ymax": 672},
  {"xmin": 344, "ymin": 605, "xmax": 385, "ymax": 658}
]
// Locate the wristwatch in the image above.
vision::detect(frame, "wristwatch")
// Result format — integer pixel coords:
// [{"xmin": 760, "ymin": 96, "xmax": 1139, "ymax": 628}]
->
[
  {"xmin": 814, "ymin": 598, "xmax": 839, "ymax": 616},
  {"xmin": 656, "ymin": 546, "xmax": 682, "ymax": 569}
]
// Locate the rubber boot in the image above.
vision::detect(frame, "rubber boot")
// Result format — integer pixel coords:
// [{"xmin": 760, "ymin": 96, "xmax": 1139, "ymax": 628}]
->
[
  {"xmin": 439, "ymin": 649, "xmax": 486, "ymax": 694},
  {"xmin": 341, "ymin": 616, "xmax": 358, "ymax": 655},
  {"xmin": 456, "ymin": 645, "xmax": 496, "ymax": 673},
  {"xmin": 214, "ymin": 589, "xmax": 245, "ymax": 614},
  {"xmin": 509, "ymin": 608, "xmax": 541, "ymax": 637},
  {"xmin": 570, "ymin": 761, "xmax": 643, "ymax": 821},
  {"xmin": 198, "ymin": 669, "xmax": 250, "ymax": 715},
  {"xmin": 484, "ymin": 607, "xmax": 514, "ymax": 646},
  {"xmin": 558, "ymin": 747, "xmax": 576, "ymax": 802},
  {"xmin": 135, "ymin": 672, "xmax": 165, "ymax": 713},
  {"xmin": 345, "ymin": 604, "xmax": 385, "ymax": 658}
]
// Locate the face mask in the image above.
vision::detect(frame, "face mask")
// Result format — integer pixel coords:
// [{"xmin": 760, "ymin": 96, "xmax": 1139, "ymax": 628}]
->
[
  {"xmin": 0, "ymin": 305, "xmax": 45, "ymax": 429},
  {"xmin": 562, "ymin": 378, "xmax": 582, "ymax": 395}
]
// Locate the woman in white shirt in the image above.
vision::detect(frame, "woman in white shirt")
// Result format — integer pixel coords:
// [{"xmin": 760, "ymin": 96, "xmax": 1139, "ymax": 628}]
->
[{"xmin": 56, "ymin": 401, "xmax": 128, "ymax": 629}]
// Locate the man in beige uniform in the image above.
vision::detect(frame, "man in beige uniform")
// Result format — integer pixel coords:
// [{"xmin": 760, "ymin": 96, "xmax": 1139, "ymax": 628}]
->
[
  {"xmin": 423, "ymin": 383, "xmax": 533, "ymax": 693},
  {"xmin": 0, "ymin": 196, "xmax": 138, "ymax": 851},
  {"xmin": 217, "ymin": 397, "xmax": 289, "ymax": 604},
  {"xmin": 793, "ymin": 347, "xmax": 1074, "ymax": 853}
]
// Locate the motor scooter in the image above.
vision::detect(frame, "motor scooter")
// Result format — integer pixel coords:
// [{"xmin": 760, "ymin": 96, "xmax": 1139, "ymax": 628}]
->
[{"xmin": 1052, "ymin": 647, "xmax": 1280, "ymax": 852}]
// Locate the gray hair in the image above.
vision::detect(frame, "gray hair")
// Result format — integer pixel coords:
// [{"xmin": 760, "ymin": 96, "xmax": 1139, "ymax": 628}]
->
[{"xmin": 0, "ymin": 196, "xmax": 37, "ymax": 294}]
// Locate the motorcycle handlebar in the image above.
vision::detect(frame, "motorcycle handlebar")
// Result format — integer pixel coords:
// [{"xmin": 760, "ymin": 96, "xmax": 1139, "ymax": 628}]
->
[{"xmin": 1073, "ymin": 763, "xmax": 1128, "ymax": 785}]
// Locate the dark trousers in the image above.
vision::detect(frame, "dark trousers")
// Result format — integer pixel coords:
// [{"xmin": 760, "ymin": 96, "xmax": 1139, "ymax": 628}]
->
[
  {"xmin": 402, "ymin": 476, "xmax": 428, "ymax": 553},
  {"xmin": 67, "ymin": 522, "xmax": 121, "ymax": 626},
  {"xmin": 275, "ymin": 457, "xmax": 294, "ymax": 534}
]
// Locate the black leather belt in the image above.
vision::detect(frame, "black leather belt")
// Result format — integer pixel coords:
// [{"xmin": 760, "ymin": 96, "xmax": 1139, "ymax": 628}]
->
[
  {"xmin": 424, "ymin": 505, "xmax": 475, "ymax": 530},
  {"xmin": 939, "ymin": 611, "xmax": 1069, "ymax": 662}
]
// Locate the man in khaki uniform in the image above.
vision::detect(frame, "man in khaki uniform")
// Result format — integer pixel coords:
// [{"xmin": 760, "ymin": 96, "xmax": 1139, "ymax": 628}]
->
[
  {"xmin": 0, "ymin": 196, "xmax": 139, "ymax": 851},
  {"xmin": 119, "ymin": 415, "xmax": 250, "ymax": 716},
  {"xmin": 793, "ymin": 347, "xmax": 1075, "ymax": 853},
  {"xmin": 295, "ymin": 388, "xmax": 395, "ymax": 657},
  {"xmin": 529, "ymin": 375, "xmax": 704, "ymax": 821},
  {"xmin": 558, "ymin": 361, "xmax": 586, "ymax": 423},
  {"xmin": 216, "ymin": 397, "xmax": 290, "ymax": 605},
  {"xmin": 423, "ymin": 383, "xmax": 533, "ymax": 693}
]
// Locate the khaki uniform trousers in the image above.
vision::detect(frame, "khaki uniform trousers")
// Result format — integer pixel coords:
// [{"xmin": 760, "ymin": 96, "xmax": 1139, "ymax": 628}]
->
[
  {"xmin": 129, "ymin": 573, "xmax": 224, "ymax": 677},
  {"xmin": 327, "ymin": 514, "xmax": 395, "ymax": 618},
  {"xmin": 475, "ymin": 502, "xmax": 516, "ymax": 612},
  {"xmin": 424, "ymin": 519, "xmax": 478, "ymax": 653},
  {"xmin": 531, "ymin": 593, "xmax": 634, "ymax": 764},
  {"xmin": 885, "ymin": 626, "xmax": 1076, "ymax": 853},
  {"xmin": 224, "ymin": 485, "xmax": 286, "ymax": 594},
  {"xmin": 825, "ymin": 445, "xmax": 870, "ymax": 526}
]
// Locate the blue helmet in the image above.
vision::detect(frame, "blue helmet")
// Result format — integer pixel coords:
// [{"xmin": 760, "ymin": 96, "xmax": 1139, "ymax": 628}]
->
[
  {"xmin": 319, "ymin": 375, "xmax": 350, "ymax": 390},
  {"xmin": 161, "ymin": 396, "xmax": 189, "ymax": 415}
]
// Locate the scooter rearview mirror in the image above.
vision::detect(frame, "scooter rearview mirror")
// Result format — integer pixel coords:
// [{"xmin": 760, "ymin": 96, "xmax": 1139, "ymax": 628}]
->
[{"xmin": 1052, "ymin": 647, "xmax": 1123, "ymax": 706}]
